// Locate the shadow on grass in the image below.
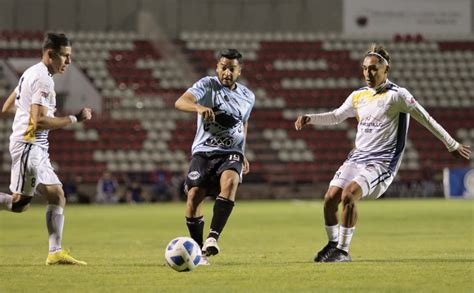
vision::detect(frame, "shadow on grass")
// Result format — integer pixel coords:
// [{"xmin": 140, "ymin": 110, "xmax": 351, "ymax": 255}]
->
[{"xmin": 1, "ymin": 259, "xmax": 471, "ymax": 268}]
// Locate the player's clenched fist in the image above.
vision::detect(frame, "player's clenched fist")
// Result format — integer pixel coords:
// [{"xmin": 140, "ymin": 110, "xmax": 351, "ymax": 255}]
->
[
  {"xmin": 197, "ymin": 105, "xmax": 215, "ymax": 122},
  {"xmin": 76, "ymin": 108, "xmax": 92, "ymax": 122},
  {"xmin": 295, "ymin": 115, "xmax": 311, "ymax": 130}
]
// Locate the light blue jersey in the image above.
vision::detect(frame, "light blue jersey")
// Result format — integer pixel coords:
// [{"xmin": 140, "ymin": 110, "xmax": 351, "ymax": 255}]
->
[{"xmin": 187, "ymin": 76, "xmax": 255, "ymax": 156}]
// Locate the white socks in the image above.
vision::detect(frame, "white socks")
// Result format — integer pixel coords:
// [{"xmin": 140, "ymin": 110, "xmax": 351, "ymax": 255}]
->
[
  {"xmin": 325, "ymin": 224, "xmax": 340, "ymax": 242},
  {"xmin": 2, "ymin": 198, "xmax": 66, "ymax": 253},
  {"xmin": 337, "ymin": 226, "xmax": 355, "ymax": 252},
  {"xmin": 46, "ymin": 205, "xmax": 64, "ymax": 253},
  {"xmin": 0, "ymin": 192, "xmax": 13, "ymax": 211}
]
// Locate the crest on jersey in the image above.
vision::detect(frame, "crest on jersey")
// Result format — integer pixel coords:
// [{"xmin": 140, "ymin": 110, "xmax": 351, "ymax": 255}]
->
[{"xmin": 188, "ymin": 171, "xmax": 200, "ymax": 181}]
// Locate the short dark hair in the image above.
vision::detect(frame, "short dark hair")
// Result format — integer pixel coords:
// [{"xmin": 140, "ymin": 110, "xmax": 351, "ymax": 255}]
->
[
  {"xmin": 365, "ymin": 43, "xmax": 390, "ymax": 65},
  {"xmin": 42, "ymin": 32, "xmax": 71, "ymax": 53},
  {"xmin": 218, "ymin": 49, "xmax": 243, "ymax": 65}
]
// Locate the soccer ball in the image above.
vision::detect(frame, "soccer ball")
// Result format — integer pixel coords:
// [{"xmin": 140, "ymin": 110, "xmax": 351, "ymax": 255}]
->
[{"xmin": 165, "ymin": 237, "xmax": 202, "ymax": 272}]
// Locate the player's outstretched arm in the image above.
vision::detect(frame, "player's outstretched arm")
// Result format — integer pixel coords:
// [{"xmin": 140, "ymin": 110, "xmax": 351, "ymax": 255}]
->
[
  {"xmin": 175, "ymin": 92, "xmax": 215, "ymax": 122},
  {"xmin": 33, "ymin": 105, "xmax": 92, "ymax": 131},
  {"xmin": 1, "ymin": 90, "xmax": 17, "ymax": 115},
  {"xmin": 294, "ymin": 115, "xmax": 311, "ymax": 130},
  {"xmin": 450, "ymin": 144, "xmax": 471, "ymax": 160}
]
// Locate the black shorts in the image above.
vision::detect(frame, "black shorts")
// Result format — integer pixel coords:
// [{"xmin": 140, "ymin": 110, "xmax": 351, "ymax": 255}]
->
[{"xmin": 185, "ymin": 152, "xmax": 243, "ymax": 197}]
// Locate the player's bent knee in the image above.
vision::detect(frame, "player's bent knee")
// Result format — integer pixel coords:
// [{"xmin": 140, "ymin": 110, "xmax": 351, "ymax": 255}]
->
[
  {"xmin": 186, "ymin": 187, "xmax": 205, "ymax": 206},
  {"xmin": 38, "ymin": 184, "xmax": 66, "ymax": 206},
  {"xmin": 341, "ymin": 192, "xmax": 357, "ymax": 206},
  {"xmin": 324, "ymin": 189, "xmax": 341, "ymax": 203},
  {"xmin": 221, "ymin": 181, "xmax": 238, "ymax": 193},
  {"xmin": 186, "ymin": 193, "xmax": 199, "ymax": 205},
  {"xmin": 11, "ymin": 196, "xmax": 33, "ymax": 213},
  {"xmin": 220, "ymin": 174, "xmax": 239, "ymax": 192},
  {"xmin": 186, "ymin": 187, "xmax": 199, "ymax": 200},
  {"xmin": 185, "ymin": 200, "xmax": 198, "ymax": 213}
]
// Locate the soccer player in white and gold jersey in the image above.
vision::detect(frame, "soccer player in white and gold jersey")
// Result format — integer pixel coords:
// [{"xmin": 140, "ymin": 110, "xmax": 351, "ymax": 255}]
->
[
  {"xmin": 295, "ymin": 44, "xmax": 471, "ymax": 262},
  {"xmin": 0, "ymin": 33, "xmax": 91, "ymax": 265}
]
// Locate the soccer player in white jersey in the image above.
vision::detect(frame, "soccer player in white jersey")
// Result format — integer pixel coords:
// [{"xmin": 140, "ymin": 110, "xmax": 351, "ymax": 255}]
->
[
  {"xmin": 295, "ymin": 44, "xmax": 471, "ymax": 262},
  {"xmin": 0, "ymin": 33, "xmax": 92, "ymax": 265},
  {"xmin": 175, "ymin": 49, "xmax": 255, "ymax": 265}
]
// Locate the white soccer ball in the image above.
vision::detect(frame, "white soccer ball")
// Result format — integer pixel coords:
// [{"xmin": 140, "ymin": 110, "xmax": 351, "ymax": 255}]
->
[{"xmin": 165, "ymin": 237, "xmax": 202, "ymax": 272}]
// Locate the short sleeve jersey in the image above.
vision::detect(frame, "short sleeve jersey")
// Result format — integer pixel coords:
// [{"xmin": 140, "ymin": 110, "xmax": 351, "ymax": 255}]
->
[
  {"xmin": 186, "ymin": 76, "xmax": 255, "ymax": 156},
  {"xmin": 10, "ymin": 62, "xmax": 56, "ymax": 149}
]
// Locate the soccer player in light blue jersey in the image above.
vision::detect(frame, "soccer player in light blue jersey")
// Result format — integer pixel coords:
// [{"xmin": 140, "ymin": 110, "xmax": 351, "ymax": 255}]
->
[
  {"xmin": 175, "ymin": 49, "xmax": 255, "ymax": 265},
  {"xmin": 295, "ymin": 44, "xmax": 471, "ymax": 262}
]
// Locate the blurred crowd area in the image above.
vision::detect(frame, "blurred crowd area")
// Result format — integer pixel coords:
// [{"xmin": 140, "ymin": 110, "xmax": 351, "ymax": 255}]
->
[
  {"xmin": 58, "ymin": 166, "xmax": 444, "ymax": 204},
  {"xmin": 62, "ymin": 168, "xmax": 187, "ymax": 204},
  {"xmin": 0, "ymin": 1, "xmax": 472, "ymax": 201}
]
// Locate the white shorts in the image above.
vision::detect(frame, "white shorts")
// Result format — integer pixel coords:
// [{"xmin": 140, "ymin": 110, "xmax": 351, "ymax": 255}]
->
[
  {"xmin": 329, "ymin": 161, "xmax": 394, "ymax": 199},
  {"xmin": 9, "ymin": 141, "xmax": 61, "ymax": 196}
]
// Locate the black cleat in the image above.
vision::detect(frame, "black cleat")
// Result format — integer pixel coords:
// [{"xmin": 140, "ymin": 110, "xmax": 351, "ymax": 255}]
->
[
  {"xmin": 314, "ymin": 241, "xmax": 338, "ymax": 262},
  {"xmin": 324, "ymin": 248, "xmax": 352, "ymax": 262}
]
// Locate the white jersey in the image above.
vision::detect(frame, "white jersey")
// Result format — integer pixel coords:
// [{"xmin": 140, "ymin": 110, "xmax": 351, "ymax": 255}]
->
[
  {"xmin": 10, "ymin": 62, "xmax": 56, "ymax": 150},
  {"xmin": 308, "ymin": 80, "xmax": 459, "ymax": 175}
]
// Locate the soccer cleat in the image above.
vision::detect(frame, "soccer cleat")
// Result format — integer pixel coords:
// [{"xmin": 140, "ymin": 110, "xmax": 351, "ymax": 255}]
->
[
  {"xmin": 199, "ymin": 255, "xmax": 210, "ymax": 266},
  {"xmin": 45, "ymin": 249, "xmax": 87, "ymax": 266},
  {"xmin": 323, "ymin": 248, "xmax": 352, "ymax": 263},
  {"xmin": 202, "ymin": 237, "xmax": 220, "ymax": 256},
  {"xmin": 314, "ymin": 241, "xmax": 338, "ymax": 262}
]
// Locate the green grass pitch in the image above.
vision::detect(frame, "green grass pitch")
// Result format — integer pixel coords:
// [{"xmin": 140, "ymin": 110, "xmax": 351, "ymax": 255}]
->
[{"xmin": 1, "ymin": 199, "xmax": 473, "ymax": 292}]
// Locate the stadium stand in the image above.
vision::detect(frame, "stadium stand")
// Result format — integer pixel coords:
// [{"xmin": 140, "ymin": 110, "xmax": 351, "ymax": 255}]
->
[{"xmin": 0, "ymin": 30, "xmax": 472, "ymax": 193}]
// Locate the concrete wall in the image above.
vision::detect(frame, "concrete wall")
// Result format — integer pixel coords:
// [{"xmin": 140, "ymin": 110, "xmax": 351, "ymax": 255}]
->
[
  {"xmin": 0, "ymin": 0, "xmax": 471, "ymax": 37},
  {"xmin": 0, "ymin": 0, "xmax": 343, "ymax": 37}
]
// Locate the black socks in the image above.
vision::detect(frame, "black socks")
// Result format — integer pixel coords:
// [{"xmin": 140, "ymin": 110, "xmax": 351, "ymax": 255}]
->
[
  {"xmin": 208, "ymin": 196, "xmax": 235, "ymax": 240},
  {"xmin": 186, "ymin": 216, "xmax": 204, "ymax": 248}
]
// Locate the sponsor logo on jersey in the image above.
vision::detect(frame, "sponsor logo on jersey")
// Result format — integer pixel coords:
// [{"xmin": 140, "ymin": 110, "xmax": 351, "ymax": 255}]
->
[
  {"xmin": 360, "ymin": 115, "xmax": 383, "ymax": 128},
  {"xmin": 204, "ymin": 135, "xmax": 235, "ymax": 148}
]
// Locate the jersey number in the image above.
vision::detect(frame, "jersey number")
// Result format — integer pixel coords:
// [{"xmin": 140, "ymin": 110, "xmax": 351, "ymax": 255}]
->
[
  {"xmin": 229, "ymin": 154, "xmax": 240, "ymax": 161},
  {"xmin": 16, "ymin": 76, "xmax": 24, "ymax": 100}
]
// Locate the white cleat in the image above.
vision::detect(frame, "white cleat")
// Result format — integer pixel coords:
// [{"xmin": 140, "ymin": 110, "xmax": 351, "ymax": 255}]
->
[
  {"xmin": 199, "ymin": 255, "xmax": 210, "ymax": 266},
  {"xmin": 202, "ymin": 237, "xmax": 220, "ymax": 256}
]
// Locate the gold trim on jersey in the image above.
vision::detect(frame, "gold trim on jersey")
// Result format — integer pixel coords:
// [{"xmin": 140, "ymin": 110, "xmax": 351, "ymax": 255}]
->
[
  {"xmin": 23, "ymin": 116, "xmax": 36, "ymax": 142},
  {"xmin": 352, "ymin": 89, "xmax": 388, "ymax": 121}
]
